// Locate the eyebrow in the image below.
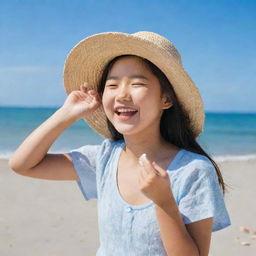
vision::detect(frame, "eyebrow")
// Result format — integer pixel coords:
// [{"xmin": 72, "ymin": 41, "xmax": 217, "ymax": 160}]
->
[{"xmin": 106, "ymin": 75, "xmax": 148, "ymax": 81}]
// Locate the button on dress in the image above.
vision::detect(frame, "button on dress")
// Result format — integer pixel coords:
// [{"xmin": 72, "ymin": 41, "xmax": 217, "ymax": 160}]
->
[{"xmin": 68, "ymin": 139, "xmax": 231, "ymax": 255}]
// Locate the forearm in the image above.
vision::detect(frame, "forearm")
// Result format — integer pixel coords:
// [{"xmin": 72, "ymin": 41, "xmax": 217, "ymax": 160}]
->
[
  {"xmin": 154, "ymin": 194, "xmax": 199, "ymax": 256},
  {"xmin": 8, "ymin": 107, "xmax": 76, "ymax": 171}
]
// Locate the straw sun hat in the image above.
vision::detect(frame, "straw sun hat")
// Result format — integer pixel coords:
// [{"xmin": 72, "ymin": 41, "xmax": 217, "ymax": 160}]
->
[{"xmin": 63, "ymin": 31, "xmax": 205, "ymax": 139}]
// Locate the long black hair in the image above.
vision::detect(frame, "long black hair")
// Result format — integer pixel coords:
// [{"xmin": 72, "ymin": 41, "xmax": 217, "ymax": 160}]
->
[{"xmin": 97, "ymin": 54, "xmax": 231, "ymax": 195}]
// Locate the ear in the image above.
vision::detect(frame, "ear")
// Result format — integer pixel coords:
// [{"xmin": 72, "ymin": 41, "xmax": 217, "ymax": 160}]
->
[{"xmin": 161, "ymin": 95, "xmax": 173, "ymax": 110}]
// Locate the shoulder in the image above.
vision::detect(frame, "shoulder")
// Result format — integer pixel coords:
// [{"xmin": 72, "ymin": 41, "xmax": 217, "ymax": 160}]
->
[
  {"xmin": 175, "ymin": 149, "xmax": 215, "ymax": 175},
  {"xmin": 170, "ymin": 149, "xmax": 218, "ymax": 191},
  {"xmin": 182, "ymin": 149, "xmax": 213, "ymax": 166}
]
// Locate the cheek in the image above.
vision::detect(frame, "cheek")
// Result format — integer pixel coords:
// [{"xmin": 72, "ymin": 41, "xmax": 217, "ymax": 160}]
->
[
  {"xmin": 140, "ymin": 104, "xmax": 162, "ymax": 123},
  {"xmin": 102, "ymin": 92, "xmax": 107, "ymax": 108},
  {"xmin": 138, "ymin": 91, "xmax": 161, "ymax": 114},
  {"xmin": 102, "ymin": 91, "xmax": 114, "ymax": 115},
  {"xmin": 140, "ymin": 103, "xmax": 160, "ymax": 121}
]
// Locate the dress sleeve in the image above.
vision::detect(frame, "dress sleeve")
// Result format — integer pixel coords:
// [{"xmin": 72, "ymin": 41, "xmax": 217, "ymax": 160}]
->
[
  {"xmin": 177, "ymin": 158, "xmax": 231, "ymax": 232},
  {"xmin": 68, "ymin": 144, "xmax": 100, "ymax": 201}
]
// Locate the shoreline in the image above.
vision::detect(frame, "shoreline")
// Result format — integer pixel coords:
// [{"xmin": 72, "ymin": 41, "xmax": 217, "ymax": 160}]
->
[{"xmin": 1, "ymin": 159, "xmax": 256, "ymax": 255}]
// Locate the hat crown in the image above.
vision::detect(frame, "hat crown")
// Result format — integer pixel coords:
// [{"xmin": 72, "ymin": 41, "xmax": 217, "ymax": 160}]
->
[{"xmin": 132, "ymin": 31, "xmax": 182, "ymax": 65}]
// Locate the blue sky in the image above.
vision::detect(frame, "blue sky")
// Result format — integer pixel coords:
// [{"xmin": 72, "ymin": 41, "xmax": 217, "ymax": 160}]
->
[{"xmin": 0, "ymin": 0, "xmax": 255, "ymax": 112}]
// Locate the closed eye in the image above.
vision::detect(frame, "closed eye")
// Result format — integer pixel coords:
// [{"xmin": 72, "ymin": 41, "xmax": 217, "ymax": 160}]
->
[{"xmin": 106, "ymin": 83, "xmax": 146, "ymax": 87}]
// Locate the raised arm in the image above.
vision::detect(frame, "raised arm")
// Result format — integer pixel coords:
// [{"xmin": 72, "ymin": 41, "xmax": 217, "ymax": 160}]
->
[{"xmin": 8, "ymin": 82, "xmax": 101, "ymax": 181}]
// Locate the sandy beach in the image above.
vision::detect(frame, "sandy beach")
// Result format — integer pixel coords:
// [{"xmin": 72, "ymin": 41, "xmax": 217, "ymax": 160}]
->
[{"xmin": 1, "ymin": 158, "xmax": 256, "ymax": 256}]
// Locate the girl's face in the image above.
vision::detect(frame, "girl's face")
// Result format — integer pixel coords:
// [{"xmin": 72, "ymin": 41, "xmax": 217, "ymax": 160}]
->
[{"xmin": 102, "ymin": 56, "xmax": 171, "ymax": 138}]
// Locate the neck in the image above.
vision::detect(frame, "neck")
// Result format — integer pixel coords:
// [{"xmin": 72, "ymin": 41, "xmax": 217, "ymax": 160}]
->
[{"xmin": 122, "ymin": 133, "xmax": 177, "ymax": 166}]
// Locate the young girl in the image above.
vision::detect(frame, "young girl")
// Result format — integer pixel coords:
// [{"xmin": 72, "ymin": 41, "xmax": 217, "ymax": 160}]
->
[{"xmin": 9, "ymin": 31, "xmax": 231, "ymax": 256}]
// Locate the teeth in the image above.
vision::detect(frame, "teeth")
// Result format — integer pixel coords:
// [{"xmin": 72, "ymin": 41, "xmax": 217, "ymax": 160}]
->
[{"xmin": 117, "ymin": 108, "xmax": 137, "ymax": 113}]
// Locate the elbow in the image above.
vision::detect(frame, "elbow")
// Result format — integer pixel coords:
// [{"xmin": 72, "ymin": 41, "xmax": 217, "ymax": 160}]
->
[
  {"xmin": 8, "ymin": 158, "xmax": 25, "ymax": 175},
  {"xmin": 8, "ymin": 158, "xmax": 19, "ymax": 173},
  {"xmin": 8, "ymin": 156, "xmax": 18, "ymax": 169},
  {"xmin": 8, "ymin": 158, "xmax": 16, "ymax": 171}
]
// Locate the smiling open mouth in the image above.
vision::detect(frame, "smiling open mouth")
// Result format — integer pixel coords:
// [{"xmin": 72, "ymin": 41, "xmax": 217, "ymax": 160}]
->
[
  {"xmin": 115, "ymin": 110, "xmax": 138, "ymax": 120},
  {"xmin": 116, "ymin": 111, "xmax": 138, "ymax": 116}
]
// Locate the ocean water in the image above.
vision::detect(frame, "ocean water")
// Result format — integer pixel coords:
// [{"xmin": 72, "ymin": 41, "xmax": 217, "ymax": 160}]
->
[{"xmin": 1, "ymin": 106, "xmax": 256, "ymax": 162}]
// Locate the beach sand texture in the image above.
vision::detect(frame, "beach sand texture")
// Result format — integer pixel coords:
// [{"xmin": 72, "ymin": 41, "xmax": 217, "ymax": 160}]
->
[{"xmin": 1, "ymin": 159, "xmax": 256, "ymax": 256}]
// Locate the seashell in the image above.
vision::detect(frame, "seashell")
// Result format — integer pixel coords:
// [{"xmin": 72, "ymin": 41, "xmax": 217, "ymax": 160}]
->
[
  {"xmin": 253, "ymin": 230, "xmax": 256, "ymax": 235},
  {"xmin": 240, "ymin": 226, "xmax": 250, "ymax": 233},
  {"xmin": 141, "ymin": 153, "xmax": 147, "ymax": 161},
  {"xmin": 139, "ymin": 153, "xmax": 147, "ymax": 167},
  {"xmin": 250, "ymin": 235, "xmax": 256, "ymax": 240},
  {"xmin": 240, "ymin": 241, "xmax": 250, "ymax": 246}
]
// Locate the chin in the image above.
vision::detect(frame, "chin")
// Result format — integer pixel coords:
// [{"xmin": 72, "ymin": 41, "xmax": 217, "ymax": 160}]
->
[
  {"xmin": 114, "ymin": 125, "xmax": 144, "ymax": 137},
  {"xmin": 114, "ymin": 127, "xmax": 135, "ymax": 135}
]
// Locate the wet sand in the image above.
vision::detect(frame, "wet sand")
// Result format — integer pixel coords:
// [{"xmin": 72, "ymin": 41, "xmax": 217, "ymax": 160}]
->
[{"xmin": 1, "ymin": 159, "xmax": 256, "ymax": 256}]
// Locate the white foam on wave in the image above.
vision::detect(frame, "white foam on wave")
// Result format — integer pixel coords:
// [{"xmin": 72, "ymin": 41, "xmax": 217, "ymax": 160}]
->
[
  {"xmin": 0, "ymin": 151, "xmax": 13, "ymax": 160},
  {"xmin": 212, "ymin": 153, "xmax": 256, "ymax": 163}
]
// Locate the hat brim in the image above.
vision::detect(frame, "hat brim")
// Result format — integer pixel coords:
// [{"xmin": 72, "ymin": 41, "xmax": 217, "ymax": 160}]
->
[{"xmin": 63, "ymin": 32, "xmax": 204, "ymax": 139}]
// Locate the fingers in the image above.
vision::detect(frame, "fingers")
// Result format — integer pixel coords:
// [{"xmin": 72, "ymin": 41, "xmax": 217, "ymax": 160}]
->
[
  {"xmin": 80, "ymin": 82, "xmax": 98, "ymax": 97},
  {"xmin": 88, "ymin": 90, "xmax": 95, "ymax": 96},
  {"xmin": 80, "ymin": 82, "xmax": 89, "ymax": 93},
  {"xmin": 78, "ymin": 82, "xmax": 101, "ymax": 107}
]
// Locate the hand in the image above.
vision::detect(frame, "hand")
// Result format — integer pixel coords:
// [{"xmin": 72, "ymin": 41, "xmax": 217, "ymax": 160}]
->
[
  {"xmin": 138, "ymin": 154, "xmax": 174, "ymax": 207},
  {"xmin": 61, "ymin": 82, "xmax": 102, "ymax": 121}
]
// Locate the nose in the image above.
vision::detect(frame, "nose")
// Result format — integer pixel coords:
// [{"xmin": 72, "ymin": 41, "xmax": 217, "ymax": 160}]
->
[{"xmin": 116, "ymin": 84, "xmax": 131, "ymax": 101}]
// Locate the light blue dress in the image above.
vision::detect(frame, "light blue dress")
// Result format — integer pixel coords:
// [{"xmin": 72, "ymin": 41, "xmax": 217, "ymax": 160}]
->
[{"xmin": 68, "ymin": 138, "xmax": 231, "ymax": 255}]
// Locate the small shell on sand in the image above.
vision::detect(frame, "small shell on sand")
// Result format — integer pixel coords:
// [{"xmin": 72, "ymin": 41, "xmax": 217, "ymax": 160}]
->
[
  {"xmin": 251, "ymin": 235, "xmax": 256, "ymax": 240},
  {"xmin": 240, "ymin": 226, "xmax": 250, "ymax": 233},
  {"xmin": 240, "ymin": 241, "xmax": 250, "ymax": 246},
  {"xmin": 253, "ymin": 230, "xmax": 256, "ymax": 235}
]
